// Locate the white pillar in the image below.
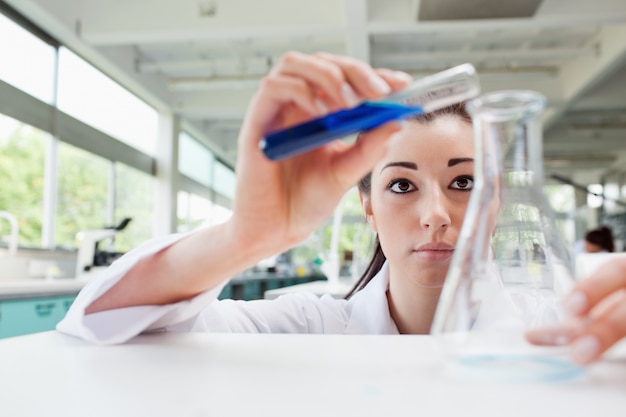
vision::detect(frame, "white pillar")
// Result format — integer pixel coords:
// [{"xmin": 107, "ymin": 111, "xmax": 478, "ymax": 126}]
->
[{"xmin": 153, "ymin": 113, "xmax": 180, "ymax": 236}]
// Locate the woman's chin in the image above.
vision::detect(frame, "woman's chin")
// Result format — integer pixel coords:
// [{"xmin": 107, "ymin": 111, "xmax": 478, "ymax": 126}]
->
[{"xmin": 408, "ymin": 258, "xmax": 451, "ymax": 288}]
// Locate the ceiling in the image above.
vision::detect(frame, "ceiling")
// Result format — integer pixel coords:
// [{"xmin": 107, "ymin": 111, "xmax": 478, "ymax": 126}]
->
[{"xmin": 5, "ymin": 0, "xmax": 626, "ymax": 188}]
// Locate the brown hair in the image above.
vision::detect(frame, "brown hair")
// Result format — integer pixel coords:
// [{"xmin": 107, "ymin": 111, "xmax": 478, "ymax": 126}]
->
[
  {"xmin": 344, "ymin": 103, "xmax": 471, "ymax": 299},
  {"xmin": 585, "ymin": 225, "xmax": 615, "ymax": 252}
]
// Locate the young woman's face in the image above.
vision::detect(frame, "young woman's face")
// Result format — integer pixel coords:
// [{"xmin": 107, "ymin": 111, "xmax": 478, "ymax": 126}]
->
[
  {"xmin": 584, "ymin": 240, "xmax": 604, "ymax": 253},
  {"xmin": 362, "ymin": 115, "xmax": 474, "ymax": 288}
]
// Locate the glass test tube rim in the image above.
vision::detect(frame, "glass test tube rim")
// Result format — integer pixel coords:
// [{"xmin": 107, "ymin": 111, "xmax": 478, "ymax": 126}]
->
[{"xmin": 381, "ymin": 62, "xmax": 480, "ymax": 110}]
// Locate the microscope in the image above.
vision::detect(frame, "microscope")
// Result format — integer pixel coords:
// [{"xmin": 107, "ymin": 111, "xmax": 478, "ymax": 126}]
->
[{"xmin": 75, "ymin": 218, "xmax": 132, "ymax": 277}]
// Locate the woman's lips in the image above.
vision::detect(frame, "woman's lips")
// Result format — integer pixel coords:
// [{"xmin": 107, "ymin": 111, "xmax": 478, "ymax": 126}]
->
[{"xmin": 414, "ymin": 243, "xmax": 455, "ymax": 261}]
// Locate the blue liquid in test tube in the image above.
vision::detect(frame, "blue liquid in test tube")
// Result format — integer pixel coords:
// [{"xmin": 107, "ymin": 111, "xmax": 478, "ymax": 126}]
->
[
  {"xmin": 260, "ymin": 63, "xmax": 480, "ymax": 161},
  {"xmin": 261, "ymin": 102, "xmax": 423, "ymax": 161}
]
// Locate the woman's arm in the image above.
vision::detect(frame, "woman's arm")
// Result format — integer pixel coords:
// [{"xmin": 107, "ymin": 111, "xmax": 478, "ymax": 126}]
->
[
  {"xmin": 526, "ymin": 257, "xmax": 626, "ymax": 364},
  {"xmin": 85, "ymin": 52, "xmax": 411, "ymax": 314}
]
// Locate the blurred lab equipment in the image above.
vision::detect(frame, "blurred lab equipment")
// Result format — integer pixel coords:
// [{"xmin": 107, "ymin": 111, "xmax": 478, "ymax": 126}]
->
[
  {"xmin": 431, "ymin": 90, "xmax": 580, "ymax": 382},
  {"xmin": 0, "ymin": 211, "xmax": 19, "ymax": 256},
  {"xmin": 319, "ymin": 192, "xmax": 348, "ymax": 285},
  {"xmin": 75, "ymin": 217, "xmax": 131, "ymax": 276},
  {"xmin": 260, "ymin": 63, "xmax": 480, "ymax": 160}
]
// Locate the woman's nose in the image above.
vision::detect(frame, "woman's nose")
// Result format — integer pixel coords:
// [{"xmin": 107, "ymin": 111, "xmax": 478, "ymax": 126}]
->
[{"xmin": 420, "ymin": 187, "xmax": 451, "ymax": 230}]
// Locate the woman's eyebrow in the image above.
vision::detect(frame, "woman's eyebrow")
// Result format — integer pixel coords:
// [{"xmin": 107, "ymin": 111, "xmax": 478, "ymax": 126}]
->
[
  {"xmin": 380, "ymin": 161, "xmax": 418, "ymax": 173},
  {"xmin": 448, "ymin": 158, "xmax": 473, "ymax": 167}
]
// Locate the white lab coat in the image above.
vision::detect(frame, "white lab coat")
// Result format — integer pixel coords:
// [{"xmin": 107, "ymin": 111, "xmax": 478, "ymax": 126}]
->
[{"xmin": 57, "ymin": 232, "xmax": 399, "ymax": 344}]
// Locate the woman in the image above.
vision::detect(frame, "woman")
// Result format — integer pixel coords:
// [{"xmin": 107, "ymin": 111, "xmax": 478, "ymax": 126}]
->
[
  {"xmin": 58, "ymin": 52, "xmax": 626, "ymax": 366},
  {"xmin": 584, "ymin": 225, "xmax": 615, "ymax": 253},
  {"xmin": 58, "ymin": 52, "xmax": 473, "ymax": 342},
  {"xmin": 344, "ymin": 103, "xmax": 473, "ymax": 334}
]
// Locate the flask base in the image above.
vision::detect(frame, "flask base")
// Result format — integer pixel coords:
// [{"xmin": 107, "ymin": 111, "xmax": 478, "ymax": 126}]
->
[{"xmin": 446, "ymin": 353, "xmax": 585, "ymax": 383}]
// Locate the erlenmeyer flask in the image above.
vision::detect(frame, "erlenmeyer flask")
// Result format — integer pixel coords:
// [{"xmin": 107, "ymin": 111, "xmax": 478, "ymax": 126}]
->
[{"xmin": 431, "ymin": 90, "xmax": 583, "ymax": 382}]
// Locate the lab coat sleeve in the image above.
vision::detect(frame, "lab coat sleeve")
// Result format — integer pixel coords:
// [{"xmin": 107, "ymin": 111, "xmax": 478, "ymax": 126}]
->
[
  {"xmin": 56, "ymin": 231, "xmax": 227, "ymax": 345},
  {"xmin": 187, "ymin": 293, "xmax": 351, "ymax": 334}
]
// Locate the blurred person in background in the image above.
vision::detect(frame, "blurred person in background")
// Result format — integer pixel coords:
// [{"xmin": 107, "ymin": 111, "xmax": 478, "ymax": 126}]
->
[{"xmin": 584, "ymin": 225, "xmax": 615, "ymax": 253}]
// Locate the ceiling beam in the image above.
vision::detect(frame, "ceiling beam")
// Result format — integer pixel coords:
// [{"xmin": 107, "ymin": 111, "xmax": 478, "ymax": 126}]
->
[
  {"xmin": 137, "ymin": 57, "xmax": 272, "ymax": 79},
  {"xmin": 84, "ymin": 24, "xmax": 348, "ymax": 46},
  {"xmin": 368, "ymin": 14, "xmax": 626, "ymax": 34},
  {"xmin": 545, "ymin": 24, "xmax": 626, "ymax": 129},
  {"xmin": 373, "ymin": 47, "xmax": 595, "ymax": 64},
  {"xmin": 168, "ymin": 78, "xmax": 260, "ymax": 92},
  {"xmin": 176, "ymin": 106, "xmax": 247, "ymax": 121},
  {"xmin": 76, "ymin": 0, "xmax": 346, "ymax": 45}
]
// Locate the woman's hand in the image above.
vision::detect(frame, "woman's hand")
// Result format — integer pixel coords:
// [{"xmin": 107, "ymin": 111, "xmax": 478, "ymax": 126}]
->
[
  {"xmin": 526, "ymin": 257, "xmax": 626, "ymax": 364},
  {"xmin": 230, "ymin": 51, "xmax": 411, "ymax": 259}
]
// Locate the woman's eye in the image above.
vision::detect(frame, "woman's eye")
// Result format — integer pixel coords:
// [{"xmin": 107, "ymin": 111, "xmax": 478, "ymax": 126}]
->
[
  {"xmin": 389, "ymin": 179, "xmax": 416, "ymax": 193},
  {"xmin": 451, "ymin": 176, "xmax": 474, "ymax": 191}
]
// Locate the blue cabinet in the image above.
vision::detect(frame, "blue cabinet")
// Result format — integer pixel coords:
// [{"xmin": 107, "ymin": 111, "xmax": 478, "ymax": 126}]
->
[{"xmin": 0, "ymin": 295, "xmax": 76, "ymax": 339}]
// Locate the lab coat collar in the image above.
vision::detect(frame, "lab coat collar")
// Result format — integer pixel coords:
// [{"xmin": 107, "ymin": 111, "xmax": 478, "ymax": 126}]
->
[{"xmin": 345, "ymin": 261, "xmax": 399, "ymax": 334}]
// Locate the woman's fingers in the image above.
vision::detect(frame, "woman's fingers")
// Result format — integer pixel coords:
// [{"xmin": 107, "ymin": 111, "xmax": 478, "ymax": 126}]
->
[
  {"xmin": 525, "ymin": 307, "xmax": 625, "ymax": 365},
  {"xmin": 241, "ymin": 51, "xmax": 413, "ymax": 163},
  {"xmin": 271, "ymin": 51, "xmax": 411, "ymax": 109},
  {"xmin": 313, "ymin": 53, "xmax": 399, "ymax": 99},
  {"xmin": 569, "ymin": 289, "xmax": 626, "ymax": 364},
  {"xmin": 563, "ymin": 258, "xmax": 626, "ymax": 316},
  {"xmin": 526, "ymin": 258, "xmax": 626, "ymax": 365},
  {"xmin": 375, "ymin": 67, "xmax": 414, "ymax": 90},
  {"xmin": 314, "ymin": 53, "xmax": 413, "ymax": 101},
  {"xmin": 525, "ymin": 319, "xmax": 587, "ymax": 346},
  {"xmin": 270, "ymin": 51, "xmax": 350, "ymax": 107}
]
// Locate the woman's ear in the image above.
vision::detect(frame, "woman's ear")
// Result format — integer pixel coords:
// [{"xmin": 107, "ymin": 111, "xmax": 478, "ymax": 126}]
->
[{"xmin": 359, "ymin": 191, "xmax": 377, "ymax": 233}]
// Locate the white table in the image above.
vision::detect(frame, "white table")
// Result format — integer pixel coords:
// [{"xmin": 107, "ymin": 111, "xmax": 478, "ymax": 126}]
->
[{"xmin": 1, "ymin": 331, "xmax": 625, "ymax": 417}]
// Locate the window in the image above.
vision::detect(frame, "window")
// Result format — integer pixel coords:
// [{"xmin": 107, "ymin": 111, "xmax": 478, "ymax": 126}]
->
[
  {"xmin": 55, "ymin": 142, "xmax": 109, "ymax": 248},
  {"xmin": 603, "ymin": 182, "xmax": 621, "ymax": 214},
  {"xmin": 177, "ymin": 191, "xmax": 232, "ymax": 233},
  {"xmin": 1, "ymin": 13, "xmax": 170, "ymax": 251},
  {"xmin": 545, "ymin": 184, "xmax": 576, "ymax": 245},
  {"xmin": 57, "ymin": 47, "xmax": 158, "ymax": 155},
  {"xmin": 178, "ymin": 132, "xmax": 214, "ymax": 187},
  {"xmin": 177, "ymin": 191, "xmax": 211, "ymax": 232},
  {"xmin": 114, "ymin": 163, "xmax": 155, "ymax": 251},
  {"xmin": 213, "ymin": 160, "xmax": 236, "ymax": 200},
  {"xmin": 0, "ymin": 114, "xmax": 47, "ymax": 247},
  {"xmin": 318, "ymin": 188, "xmax": 374, "ymax": 278},
  {"xmin": 588, "ymin": 184, "xmax": 604, "ymax": 209},
  {"xmin": 178, "ymin": 132, "xmax": 235, "ymax": 232},
  {"xmin": 0, "ymin": 13, "xmax": 55, "ymax": 103},
  {"xmin": 210, "ymin": 202, "xmax": 232, "ymax": 225}
]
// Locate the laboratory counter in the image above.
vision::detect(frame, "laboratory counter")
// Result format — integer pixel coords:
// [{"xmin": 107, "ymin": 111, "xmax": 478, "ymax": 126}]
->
[
  {"xmin": 0, "ymin": 272, "xmax": 325, "ymax": 301},
  {"xmin": 0, "ymin": 278, "xmax": 88, "ymax": 301},
  {"xmin": 0, "ymin": 331, "xmax": 625, "ymax": 416},
  {"xmin": 220, "ymin": 272, "xmax": 326, "ymax": 300},
  {"xmin": 0, "ymin": 273, "xmax": 326, "ymax": 339},
  {"xmin": 264, "ymin": 277, "xmax": 354, "ymax": 299},
  {"xmin": 0, "ymin": 278, "xmax": 87, "ymax": 339}
]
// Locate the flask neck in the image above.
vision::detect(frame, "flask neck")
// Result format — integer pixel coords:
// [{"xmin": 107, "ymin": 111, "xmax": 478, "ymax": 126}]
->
[
  {"xmin": 467, "ymin": 91, "xmax": 546, "ymax": 187},
  {"xmin": 501, "ymin": 116, "xmax": 544, "ymax": 187}
]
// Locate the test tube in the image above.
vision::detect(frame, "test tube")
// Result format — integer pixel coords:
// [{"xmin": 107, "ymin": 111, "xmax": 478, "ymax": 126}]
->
[{"xmin": 260, "ymin": 63, "xmax": 480, "ymax": 161}]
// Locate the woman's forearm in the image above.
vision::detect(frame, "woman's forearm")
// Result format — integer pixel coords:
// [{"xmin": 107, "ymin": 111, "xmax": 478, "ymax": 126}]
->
[{"xmin": 85, "ymin": 220, "xmax": 269, "ymax": 314}]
